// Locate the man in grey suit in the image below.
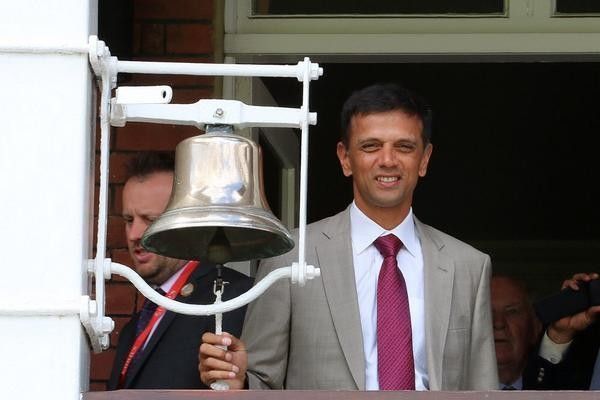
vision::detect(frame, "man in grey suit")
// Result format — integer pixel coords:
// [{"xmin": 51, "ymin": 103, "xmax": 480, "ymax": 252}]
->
[{"xmin": 199, "ymin": 83, "xmax": 498, "ymax": 390}]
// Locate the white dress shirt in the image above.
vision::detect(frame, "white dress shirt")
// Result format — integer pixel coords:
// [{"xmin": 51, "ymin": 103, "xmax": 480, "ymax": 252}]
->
[
  {"xmin": 350, "ymin": 202, "xmax": 428, "ymax": 390},
  {"xmin": 538, "ymin": 331, "xmax": 571, "ymax": 365}
]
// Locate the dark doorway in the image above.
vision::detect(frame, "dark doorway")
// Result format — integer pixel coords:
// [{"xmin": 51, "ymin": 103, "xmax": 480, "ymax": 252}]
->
[{"xmin": 263, "ymin": 62, "xmax": 600, "ymax": 297}]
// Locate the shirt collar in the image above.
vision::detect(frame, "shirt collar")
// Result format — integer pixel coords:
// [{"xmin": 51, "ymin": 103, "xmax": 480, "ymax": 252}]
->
[
  {"xmin": 159, "ymin": 261, "xmax": 189, "ymax": 293},
  {"xmin": 350, "ymin": 201, "xmax": 419, "ymax": 257}
]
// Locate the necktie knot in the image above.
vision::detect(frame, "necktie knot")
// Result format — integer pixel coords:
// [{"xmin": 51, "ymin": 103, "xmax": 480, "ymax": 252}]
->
[{"xmin": 374, "ymin": 234, "xmax": 402, "ymax": 259}]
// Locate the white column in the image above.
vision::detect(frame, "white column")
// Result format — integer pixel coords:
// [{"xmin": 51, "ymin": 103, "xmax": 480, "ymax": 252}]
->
[{"xmin": 0, "ymin": 1, "xmax": 97, "ymax": 399}]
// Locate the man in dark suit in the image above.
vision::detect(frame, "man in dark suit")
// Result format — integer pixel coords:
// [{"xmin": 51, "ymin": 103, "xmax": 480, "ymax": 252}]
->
[
  {"xmin": 107, "ymin": 152, "xmax": 252, "ymax": 389},
  {"xmin": 532, "ymin": 272, "xmax": 600, "ymax": 390},
  {"xmin": 491, "ymin": 275, "xmax": 545, "ymax": 389}
]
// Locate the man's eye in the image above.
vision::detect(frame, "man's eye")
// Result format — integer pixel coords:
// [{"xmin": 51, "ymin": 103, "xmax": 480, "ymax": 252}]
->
[
  {"xmin": 361, "ymin": 143, "xmax": 379, "ymax": 152},
  {"xmin": 505, "ymin": 307, "xmax": 520, "ymax": 315},
  {"xmin": 397, "ymin": 143, "xmax": 416, "ymax": 152}
]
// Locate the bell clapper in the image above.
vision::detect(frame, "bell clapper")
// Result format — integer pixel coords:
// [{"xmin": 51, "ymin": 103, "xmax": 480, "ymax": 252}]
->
[
  {"xmin": 210, "ymin": 265, "xmax": 230, "ymax": 391},
  {"xmin": 206, "ymin": 227, "xmax": 233, "ymax": 265}
]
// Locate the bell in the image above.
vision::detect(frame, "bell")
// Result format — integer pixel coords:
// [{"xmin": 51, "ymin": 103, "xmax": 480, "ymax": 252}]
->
[{"xmin": 141, "ymin": 125, "xmax": 294, "ymax": 264}]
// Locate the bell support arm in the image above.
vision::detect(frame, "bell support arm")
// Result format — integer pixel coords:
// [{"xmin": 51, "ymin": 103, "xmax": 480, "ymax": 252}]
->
[{"xmin": 110, "ymin": 99, "xmax": 318, "ymax": 130}]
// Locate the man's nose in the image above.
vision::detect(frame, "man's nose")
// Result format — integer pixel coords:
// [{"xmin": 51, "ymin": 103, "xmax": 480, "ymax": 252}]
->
[
  {"xmin": 127, "ymin": 219, "xmax": 147, "ymax": 241},
  {"xmin": 379, "ymin": 145, "xmax": 396, "ymax": 167},
  {"xmin": 492, "ymin": 311, "xmax": 506, "ymax": 330}
]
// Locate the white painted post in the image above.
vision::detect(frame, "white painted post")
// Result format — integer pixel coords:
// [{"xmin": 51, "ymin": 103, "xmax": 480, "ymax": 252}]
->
[{"xmin": 0, "ymin": 1, "xmax": 97, "ymax": 399}]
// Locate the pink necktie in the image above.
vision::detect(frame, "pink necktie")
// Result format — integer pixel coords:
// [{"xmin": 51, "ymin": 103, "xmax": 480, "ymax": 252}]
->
[{"xmin": 374, "ymin": 234, "xmax": 415, "ymax": 390}]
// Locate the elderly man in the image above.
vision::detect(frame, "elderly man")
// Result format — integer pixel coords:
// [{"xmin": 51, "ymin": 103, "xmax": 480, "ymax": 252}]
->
[{"xmin": 491, "ymin": 275, "xmax": 542, "ymax": 389}]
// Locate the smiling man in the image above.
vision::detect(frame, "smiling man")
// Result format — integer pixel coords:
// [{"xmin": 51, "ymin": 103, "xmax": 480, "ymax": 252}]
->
[{"xmin": 200, "ymin": 83, "xmax": 498, "ymax": 391}]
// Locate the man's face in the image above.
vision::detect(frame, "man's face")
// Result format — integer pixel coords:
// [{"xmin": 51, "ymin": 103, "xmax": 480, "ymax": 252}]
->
[
  {"xmin": 337, "ymin": 110, "xmax": 432, "ymax": 222},
  {"xmin": 122, "ymin": 171, "xmax": 183, "ymax": 285},
  {"xmin": 491, "ymin": 277, "xmax": 538, "ymax": 378}
]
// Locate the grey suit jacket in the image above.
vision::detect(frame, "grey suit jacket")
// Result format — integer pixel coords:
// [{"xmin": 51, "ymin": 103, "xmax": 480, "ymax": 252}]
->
[{"xmin": 242, "ymin": 206, "xmax": 498, "ymax": 390}]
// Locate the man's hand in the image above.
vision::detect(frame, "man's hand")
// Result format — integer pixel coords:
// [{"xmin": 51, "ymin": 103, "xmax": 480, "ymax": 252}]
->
[
  {"xmin": 199, "ymin": 332, "xmax": 248, "ymax": 390},
  {"xmin": 548, "ymin": 272, "xmax": 600, "ymax": 344}
]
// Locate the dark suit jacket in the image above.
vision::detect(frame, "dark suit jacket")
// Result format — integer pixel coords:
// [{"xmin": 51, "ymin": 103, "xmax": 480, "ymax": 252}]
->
[
  {"xmin": 108, "ymin": 263, "xmax": 253, "ymax": 389},
  {"xmin": 522, "ymin": 351, "xmax": 559, "ymax": 389},
  {"xmin": 523, "ymin": 324, "xmax": 600, "ymax": 390}
]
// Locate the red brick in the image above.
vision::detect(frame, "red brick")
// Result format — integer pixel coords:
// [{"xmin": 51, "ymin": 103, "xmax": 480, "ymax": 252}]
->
[
  {"xmin": 106, "ymin": 282, "xmax": 138, "ymax": 314},
  {"xmin": 140, "ymin": 23, "xmax": 165, "ymax": 56},
  {"xmin": 134, "ymin": 0, "xmax": 214, "ymax": 20},
  {"xmin": 115, "ymin": 123, "xmax": 200, "ymax": 151},
  {"xmin": 132, "ymin": 55, "xmax": 213, "ymax": 63},
  {"xmin": 89, "ymin": 381, "xmax": 107, "ymax": 391},
  {"xmin": 136, "ymin": 293, "xmax": 147, "ymax": 309},
  {"xmin": 109, "ymin": 152, "xmax": 134, "ymax": 183},
  {"xmin": 90, "ymin": 348, "xmax": 116, "ymax": 381},
  {"xmin": 171, "ymin": 87, "xmax": 214, "ymax": 104},
  {"xmin": 107, "ymin": 215, "xmax": 127, "ymax": 248},
  {"xmin": 94, "ymin": 116, "xmax": 101, "ymax": 150},
  {"xmin": 111, "ymin": 248, "xmax": 133, "ymax": 268},
  {"xmin": 128, "ymin": 71, "xmax": 215, "ymax": 88},
  {"xmin": 132, "ymin": 21, "xmax": 141, "ymax": 56},
  {"xmin": 110, "ymin": 184, "xmax": 123, "ymax": 216},
  {"xmin": 94, "ymin": 153, "xmax": 100, "ymax": 183},
  {"xmin": 93, "ymin": 184, "xmax": 99, "ymax": 218},
  {"xmin": 86, "ymin": 217, "xmax": 96, "ymax": 253},
  {"xmin": 166, "ymin": 24, "xmax": 212, "ymax": 55}
]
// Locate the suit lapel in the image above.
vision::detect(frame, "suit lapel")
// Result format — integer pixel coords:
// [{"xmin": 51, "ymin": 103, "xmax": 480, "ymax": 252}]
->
[
  {"xmin": 125, "ymin": 263, "xmax": 215, "ymax": 387},
  {"xmin": 317, "ymin": 208, "xmax": 366, "ymax": 390},
  {"xmin": 416, "ymin": 219, "xmax": 454, "ymax": 390}
]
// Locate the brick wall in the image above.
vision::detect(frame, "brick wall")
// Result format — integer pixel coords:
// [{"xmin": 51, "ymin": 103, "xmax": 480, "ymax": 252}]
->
[{"xmin": 90, "ymin": 0, "xmax": 216, "ymax": 390}]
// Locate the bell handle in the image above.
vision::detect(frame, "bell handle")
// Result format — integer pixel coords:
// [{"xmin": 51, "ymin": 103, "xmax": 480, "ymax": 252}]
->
[{"xmin": 210, "ymin": 286, "xmax": 230, "ymax": 391}]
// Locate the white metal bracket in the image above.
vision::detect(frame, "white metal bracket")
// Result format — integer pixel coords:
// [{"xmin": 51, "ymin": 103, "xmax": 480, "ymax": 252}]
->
[
  {"xmin": 84, "ymin": 35, "xmax": 322, "ymax": 352},
  {"xmin": 111, "ymin": 98, "xmax": 317, "ymax": 129}
]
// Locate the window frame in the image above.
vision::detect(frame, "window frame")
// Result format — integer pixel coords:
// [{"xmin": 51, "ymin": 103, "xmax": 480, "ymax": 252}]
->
[{"xmin": 225, "ymin": 0, "xmax": 600, "ymax": 63}]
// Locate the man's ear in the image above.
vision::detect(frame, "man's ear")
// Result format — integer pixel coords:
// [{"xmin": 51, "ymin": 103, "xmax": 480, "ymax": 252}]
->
[
  {"xmin": 336, "ymin": 141, "xmax": 352, "ymax": 177},
  {"xmin": 419, "ymin": 143, "xmax": 433, "ymax": 177}
]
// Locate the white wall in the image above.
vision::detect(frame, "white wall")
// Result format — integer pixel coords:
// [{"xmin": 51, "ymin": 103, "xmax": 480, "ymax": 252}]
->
[{"xmin": 0, "ymin": 1, "xmax": 97, "ymax": 399}]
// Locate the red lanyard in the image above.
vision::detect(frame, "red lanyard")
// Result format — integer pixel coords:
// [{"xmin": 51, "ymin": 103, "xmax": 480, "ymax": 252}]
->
[{"xmin": 118, "ymin": 260, "xmax": 199, "ymax": 387}]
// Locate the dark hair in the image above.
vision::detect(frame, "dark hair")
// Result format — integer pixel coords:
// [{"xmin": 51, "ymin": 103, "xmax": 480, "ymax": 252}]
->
[
  {"xmin": 340, "ymin": 83, "xmax": 432, "ymax": 146},
  {"xmin": 125, "ymin": 151, "xmax": 175, "ymax": 181}
]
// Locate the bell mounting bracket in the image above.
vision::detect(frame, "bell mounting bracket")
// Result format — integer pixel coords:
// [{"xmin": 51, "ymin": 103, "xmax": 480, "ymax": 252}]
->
[{"xmin": 83, "ymin": 35, "xmax": 322, "ymax": 353}]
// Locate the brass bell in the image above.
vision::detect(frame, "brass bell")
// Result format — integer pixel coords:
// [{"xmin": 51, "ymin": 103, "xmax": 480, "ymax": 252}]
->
[{"xmin": 141, "ymin": 125, "xmax": 294, "ymax": 264}]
